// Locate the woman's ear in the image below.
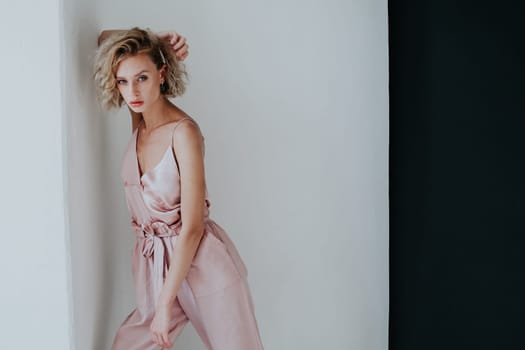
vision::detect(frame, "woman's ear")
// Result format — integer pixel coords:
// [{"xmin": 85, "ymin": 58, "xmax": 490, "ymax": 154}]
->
[{"xmin": 159, "ymin": 64, "xmax": 167, "ymax": 83}]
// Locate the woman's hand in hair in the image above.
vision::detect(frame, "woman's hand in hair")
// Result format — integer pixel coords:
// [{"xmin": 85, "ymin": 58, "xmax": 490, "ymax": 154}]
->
[{"xmin": 157, "ymin": 31, "xmax": 189, "ymax": 61}]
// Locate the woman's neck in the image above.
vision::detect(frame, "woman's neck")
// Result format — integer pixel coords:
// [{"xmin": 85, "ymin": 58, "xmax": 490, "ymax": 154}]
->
[{"xmin": 141, "ymin": 97, "xmax": 176, "ymax": 131}]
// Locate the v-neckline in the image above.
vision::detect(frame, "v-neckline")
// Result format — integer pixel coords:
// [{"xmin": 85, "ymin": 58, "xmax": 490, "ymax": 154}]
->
[
  {"xmin": 134, "ymin": 126, "xmax": 173, "ymax": 182},
  {"xmin": 133, "ymin": 117, "xmax": 193, "ymax": 184}
]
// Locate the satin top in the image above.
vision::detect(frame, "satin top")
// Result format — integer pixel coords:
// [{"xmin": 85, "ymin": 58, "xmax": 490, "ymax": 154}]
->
[
  {"xmin": 120, "ymin": 117, "xmax": 211, "ymax": 233},
  {"xmin": 119, "ymin": 117, "xmax": 215, "ymax": 303}
]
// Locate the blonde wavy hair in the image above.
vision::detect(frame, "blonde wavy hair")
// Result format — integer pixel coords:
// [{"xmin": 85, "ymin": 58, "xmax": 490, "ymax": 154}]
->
[{"xmin": 93, "ymin": 27, "xmax": 188, "ymax": 109}]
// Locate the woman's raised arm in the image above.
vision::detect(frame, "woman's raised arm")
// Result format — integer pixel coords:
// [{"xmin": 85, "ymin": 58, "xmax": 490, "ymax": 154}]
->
[{"xmin": 98, "ymin": 30, "xmax": 189, "ymax": 60}]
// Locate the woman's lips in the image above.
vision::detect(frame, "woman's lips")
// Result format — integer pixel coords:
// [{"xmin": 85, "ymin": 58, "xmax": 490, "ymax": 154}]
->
[{"xmin": 130, "ymin": 100, "xmax": 144, "ymax": 107}]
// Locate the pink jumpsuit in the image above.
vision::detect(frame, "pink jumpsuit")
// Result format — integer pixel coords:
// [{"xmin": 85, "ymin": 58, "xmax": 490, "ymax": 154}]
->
[{"xmin": 112, "ymin": 117, "xmax": 264, "ymax": 350}]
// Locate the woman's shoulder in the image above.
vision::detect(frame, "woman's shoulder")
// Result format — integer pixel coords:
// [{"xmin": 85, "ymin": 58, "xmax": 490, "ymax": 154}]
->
[
  {"xmin": 174, "ymin": 119, "xmax": 204, "ymax": 144},
  {"xmin": 169, "ymin": 114, "xmax": 204, "ymax": 138},
  {"xmin": 157, "ymin": 104, "xmax": 205, "ymax": 143},
  {"xmin": 165, "ymin": 111, "xmax": 206, "ymax": 154}
]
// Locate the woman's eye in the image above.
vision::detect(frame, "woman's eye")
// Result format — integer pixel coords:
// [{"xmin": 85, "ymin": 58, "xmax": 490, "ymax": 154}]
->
[
  {"xmin": 138, "ymin": 75, "xmax": 148, "ymax": 82},
  {"xmin": 117, "ymin": 79, "xmax": 126, "ymax": 85}
]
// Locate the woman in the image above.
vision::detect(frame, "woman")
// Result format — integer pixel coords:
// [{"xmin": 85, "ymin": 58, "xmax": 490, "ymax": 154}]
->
[{"xmin": 94, "ymin": 27, "xmax": 264, "ymax": 350}]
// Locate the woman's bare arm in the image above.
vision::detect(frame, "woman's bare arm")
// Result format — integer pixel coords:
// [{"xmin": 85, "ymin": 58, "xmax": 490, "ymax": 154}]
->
[
  {"xmin": 149, "ymin": 120, "xmax": 206, "ymax": 348},
  {"xmin": 97, "ymin": 30, "xmax": 123, "ymax": 46},
  {"xmin": 157, "ymin": 120, "xmax": 206, "ymax": 308},
  {"xmin": 97, "ymin": 29, "xmax": 189, "ymax": 59}
]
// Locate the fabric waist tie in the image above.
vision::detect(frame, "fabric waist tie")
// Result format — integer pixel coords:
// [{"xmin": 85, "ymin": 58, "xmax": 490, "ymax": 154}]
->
[{"xmin": 132, "ymin": 221, "xmax": 180, "ymax": 306}]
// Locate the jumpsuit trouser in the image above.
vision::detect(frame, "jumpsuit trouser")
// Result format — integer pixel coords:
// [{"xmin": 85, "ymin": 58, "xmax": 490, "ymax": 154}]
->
[{"xmin": 111, "ymin": 219, "xmax": 265, "ymax": 350}]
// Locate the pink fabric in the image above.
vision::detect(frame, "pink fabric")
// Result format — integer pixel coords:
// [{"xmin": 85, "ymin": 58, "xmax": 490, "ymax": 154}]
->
[{"xmin": 112, "ymin": 117, "xmax": 264, "ymax": 350}]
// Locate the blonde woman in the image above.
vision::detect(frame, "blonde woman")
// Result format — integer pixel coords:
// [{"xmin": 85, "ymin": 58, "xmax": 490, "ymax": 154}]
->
[{"xmin": 95, "ymin": 27, "xmax": 264, "ymax": 350}]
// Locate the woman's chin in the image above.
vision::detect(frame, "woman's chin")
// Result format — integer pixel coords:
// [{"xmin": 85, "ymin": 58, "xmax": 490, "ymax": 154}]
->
[{"xmin": 127, "ymin": 104, "xmax": 145, "ymax": 113}]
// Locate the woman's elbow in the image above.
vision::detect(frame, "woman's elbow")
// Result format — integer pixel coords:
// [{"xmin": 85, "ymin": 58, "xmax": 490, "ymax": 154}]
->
[{"xmin": 179, "ymin": 222, "xmax": 205, "ymax": 243}]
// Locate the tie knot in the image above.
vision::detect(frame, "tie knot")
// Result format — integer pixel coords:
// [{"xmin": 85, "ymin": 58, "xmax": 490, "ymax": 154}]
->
[{"xmin": 141, "ymin": 233, "xmax": 155, "ymax": 257}]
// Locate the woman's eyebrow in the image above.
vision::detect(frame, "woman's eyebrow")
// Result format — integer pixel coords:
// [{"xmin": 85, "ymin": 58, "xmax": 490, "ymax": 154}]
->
[{"xmin": 116, "ymin": 70, "xmax": 149, "ymax": 79}]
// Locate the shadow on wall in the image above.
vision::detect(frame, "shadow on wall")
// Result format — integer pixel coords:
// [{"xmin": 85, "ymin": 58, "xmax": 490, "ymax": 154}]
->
[{"xmin": 63, "ymin": 4, "xmax": 121, "ymax": 350}]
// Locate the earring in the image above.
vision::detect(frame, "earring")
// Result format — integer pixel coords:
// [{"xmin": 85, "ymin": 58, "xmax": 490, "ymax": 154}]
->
[{"xmin": 160, "ymin": 82, "xmax": 168, "ymax": 93}]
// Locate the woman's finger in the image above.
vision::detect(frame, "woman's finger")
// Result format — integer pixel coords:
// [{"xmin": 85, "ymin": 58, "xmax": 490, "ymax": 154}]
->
[
  {"xmin": 158, "ymin": 31, "xmax": 181, "ymax": 48},
  {"xmin": 152, "ymin": 329, "xmax": 164, "ymax": 347},
  {"xmin": 157, "ymin": 31, "xmax": 177, "ymax": 41},
  {"xmin": 175, "ymin": 43, "xmax": 189, "ymax": 56},
  {"xmin": 175, "ymin": 49, "xmax": 189, "ymax": 61},
  {"xmin": 151, "ymin": 332, "xmax": 159, "ymax": 346},
  {"xmin": 172, "ymin": 36, "xmax": 186, "ymax": 50},
  {"xmin": 176, "ymin": 43, "xmax": 189, "ymax": 55},
  {"xmin": 169, "ymin": 33, "xmax": 179, "ymax": 45},
  {"xmin": 161, "ymin": 331, "xmax": 171, "ymax": 348},
  {"xmin": 179, "ymin": 50, "xmax": 189, "ymax": 61}
]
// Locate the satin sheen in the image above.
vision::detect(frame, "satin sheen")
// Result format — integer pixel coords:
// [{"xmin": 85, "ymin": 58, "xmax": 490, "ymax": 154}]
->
[{"xmin": 111, "ymin": 117, "xmax": 264, "ymax": 350}]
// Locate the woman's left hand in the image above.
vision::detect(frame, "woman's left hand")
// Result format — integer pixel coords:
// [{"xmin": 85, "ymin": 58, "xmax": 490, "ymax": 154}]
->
[
  {"xmin": 150, "ymin": 307, "xmax": 173, "ymax": 349},
  {"xmin": 157, "ymin": 31, "xmax": 189, "ymax": 61}
]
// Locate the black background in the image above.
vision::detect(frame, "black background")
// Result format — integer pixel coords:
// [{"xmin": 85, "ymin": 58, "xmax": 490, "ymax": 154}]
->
[{"xmin": 388, "ymin": 1, "xmax": 524, "ymax": 349}]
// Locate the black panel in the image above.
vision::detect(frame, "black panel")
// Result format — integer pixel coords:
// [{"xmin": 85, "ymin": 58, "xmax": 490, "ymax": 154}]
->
[{"xmin": 389, "ymin": 1, "xmax": 525, "ymax": 349}]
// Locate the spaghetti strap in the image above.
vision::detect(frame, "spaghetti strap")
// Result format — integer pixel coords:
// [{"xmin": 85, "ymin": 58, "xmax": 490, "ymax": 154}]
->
[
  {"xmin": 169, "ymin": 118, "xmax": 199, "ymax": 170},
  {"xmin": 170, "ymin": 117, "xmax": 204, "ymax": 145},
  {"xmin": 170, "ymin": 117, "xmax": 193, "ymax": 141}
]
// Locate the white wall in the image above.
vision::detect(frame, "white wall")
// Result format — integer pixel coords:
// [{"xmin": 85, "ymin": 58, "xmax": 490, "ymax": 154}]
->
[
  {"xmin": 0, "ymin": 1, "xmax": 72, "ymax": 349},
  {"xmin": 66, "ymin": 1, "xmax": 390, "ymax": 349},
  {"xmin": 62, "ymin": 1, "xmax": 118, "ymax": 349}
]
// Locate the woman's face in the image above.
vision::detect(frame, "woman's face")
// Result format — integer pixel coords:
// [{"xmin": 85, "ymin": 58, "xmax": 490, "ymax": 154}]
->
[{"xmin": 115, "ymin": 53, "xmax": 165, "ymax": 113}]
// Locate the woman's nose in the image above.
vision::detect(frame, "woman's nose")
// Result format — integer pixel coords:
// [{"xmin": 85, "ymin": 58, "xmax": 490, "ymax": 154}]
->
[{"xmin": 130, "ymin": 82, "xmax": 140, "ymax": 96}]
